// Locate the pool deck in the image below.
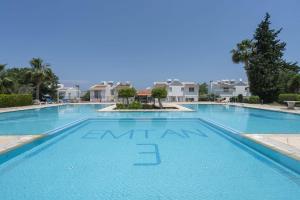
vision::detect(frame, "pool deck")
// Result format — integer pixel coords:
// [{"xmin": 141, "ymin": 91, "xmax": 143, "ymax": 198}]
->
[
  {"xmin": 0, "ymin": 103, "xmax": 63, "ymax": 113},
  {"xmin": 244, "ymin": 134, "xmax": 300, "ymax": 160},
  {"xmin": 0, "ymin": 135, "xmax": 44, "ymax": 155}
]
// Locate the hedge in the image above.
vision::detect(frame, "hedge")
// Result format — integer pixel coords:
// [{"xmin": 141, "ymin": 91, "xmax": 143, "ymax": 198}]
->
[
  {"xmin": 278, "ymin": 93, "xmax": 300, "ymax": 103},
  {"xmin": 128, "ymin": 101, "xmax": 142, "ymax": 109},
  {"xmin": 230, "ymin": 95, "xmax": 260, "ymax": 104},
  {"xmin": 198, "ymin": 95, "xmax": 209, "ymax": 101},
  {"xmin": 248, "ymin": 96, "xmax": 260, "ymax": 104},
  {"xmin": 0, "ymin": 94, "xmax": 33, "ymax": 108}
]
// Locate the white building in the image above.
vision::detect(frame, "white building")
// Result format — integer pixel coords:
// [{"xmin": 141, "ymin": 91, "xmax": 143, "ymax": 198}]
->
[
  {"xmin": 89, "ymin": 81, "xmax": 132, "ymax": 102},
  {"xmin": 57, "ymin": 84, "xmax": 81, "ymax": 101},
  {"xmin": 89, "ymin": 81, "xmax": 115, "ymax": 102},
  {"xmin": 208, "ymin": 79, "xmax": 250, "ymax": 97},
  {"xmin": 153, "ymin": 79, "xmax": 199, "ymax": 102}
]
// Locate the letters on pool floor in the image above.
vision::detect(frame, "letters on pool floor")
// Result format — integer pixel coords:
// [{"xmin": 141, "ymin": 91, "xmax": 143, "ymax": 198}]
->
[{"xmin": 82, "ymin": 129, "xmax": 208, "ymax": 140}]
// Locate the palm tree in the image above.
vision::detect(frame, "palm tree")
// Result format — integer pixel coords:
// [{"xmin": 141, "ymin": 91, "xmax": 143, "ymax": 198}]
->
[
  {"xmin": 0, "ymin": 64, "xmax": 14, "ymax": 94},
  {"xmin": 28, "ymin": 58, "xmax": 51, "ymax": 100},
  {"xmin": 231, "ymin": 39, "xmax": 253, "ymax": 71}
]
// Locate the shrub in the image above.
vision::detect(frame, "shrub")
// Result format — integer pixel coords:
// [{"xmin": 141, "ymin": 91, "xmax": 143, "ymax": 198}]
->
[
  {"xmin": 81, "ymin": 91, "xmax": 90, "ymax": 101},
  {"xmin": 278, "ymin": 93, "xmax": 300, "ymax": 103},
  {"xmin": 142, "ymin": 104, "xmax": 154, "ymax": 109},
  {"xmin": 243, "ymin": 98, "xmax": 249, "ymax": 103},
  {"xmin": 207, "ymin": 94, "xmax": 220, "ymax": 101},
  {"xmin": 116, "ymin": 103, "xmax": 126, "ymax": 109},
  {"xmin": 128, "ymin": 101, "xmax": 142, "ymax": 109},
  {"xmin": 237, "ymin": 94, "xmax": 243, "ymax": 102},
  {"xmin": 0, "ymin": 94, "xmax": 32, "ymax": 108},
  {"xmin": 248, "ymin": 96, "xmax": 260, "ymax": 104},
  {"xmin": 230, "ymin": 96, "xmax": 237, "ymax": 102},
  {"xmin": 198, "ymin": 95, "xmax": 208, "ymax": 101}
]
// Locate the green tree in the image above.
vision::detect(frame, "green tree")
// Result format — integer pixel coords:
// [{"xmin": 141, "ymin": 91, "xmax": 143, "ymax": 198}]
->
[
  {"xmin": 118, "ymin": 87, "xmax": 136, "ymax": 107},
  {"xmin": 39, "ymin": 68, "xmax": 59, "ymax": 100},
  {"xmin": 151, "ymin": 87, "xmax": 167, "ymax": 109},
  {"xmin": 287, "ymin": 74, "xmax": 300, "ymax": 93},
  {"xmin": 248, "ymin": 13, "xmax": 286, "ymax": 102},
  {"xmin": 0, "ymin": 64, "xmax": 14, "ymax": 94},
  {"xmin": 231, "ymin": 39, "xmax": 253, "ymax": 74},
  {"xmin": 199, "ymin": 83, "xmax": 208, "ymax": 95},
  {"xmin": 232, "ymin": 13, "xmax": 299, "ymax": 102},
  {"xmin": 81, "ymin": 91, "xmax": 90, "ymax": 101},
  {"xmin": 6, "ymin": 67, "xmax": 33, "ymax": 94},
  {"xmin": 27, "ymin": 58, "xmax": 53, "ymax": 100},
  {"xmin": 278, "ymin": 61, "xmax": 300, "ymax": 93}
]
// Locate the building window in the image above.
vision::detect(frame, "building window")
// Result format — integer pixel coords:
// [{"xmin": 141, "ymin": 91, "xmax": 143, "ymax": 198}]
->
[
  {"xmin": 169, "ymin": 87, "xmax": 172, "ymax": 92},
  {"xmin": 188, "ymin": 87, "xmax": 194, "ymax": 92},
  {"xmin": 223, "ymin": 87, "xmax": 229, "ymax": 92},
  {"xmin": 181, "ymin": 87, "xmax": 184, "ymax": 92}
]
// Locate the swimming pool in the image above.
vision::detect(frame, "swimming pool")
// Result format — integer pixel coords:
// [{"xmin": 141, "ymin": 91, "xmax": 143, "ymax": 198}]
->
[
  {"xmin": 0, "ymin": 118, "xmax": 300, "ymax": 199},
  {"xmin": 1, "ymin": 104, "xmax": 300, "ymax": 134},
  {"xmin": 1, "ymin": 104, "xmax": 300, "ymax": 199}
]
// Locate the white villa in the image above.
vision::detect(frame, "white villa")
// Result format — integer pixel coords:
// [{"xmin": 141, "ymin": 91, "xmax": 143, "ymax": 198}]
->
[
  {"xmin": 208, "ymin": 79, "xmax": 250, "ymax": 97},
  {"xmin": 153, "ymin": 79, "xmax": 199, "ymax": 102},
  {"xmin": 89, "ymin": 81, "xmax": 132, "ymax": 102},
  {"xmin": 57, "ymin": 84, "xmax": 81, "ymax": 101}
]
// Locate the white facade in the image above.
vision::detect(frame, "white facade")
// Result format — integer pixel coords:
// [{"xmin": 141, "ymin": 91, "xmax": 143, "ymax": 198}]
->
[
  {"xmin": 154, "ymin": 79, "xmax": 199, "ymax": 102},
  {"xmin": 209, "ymin": 79, "xmax": 250, "ymax": 97},
  {"xmin": 58, "ymin": 84, "xmax": 81, "ymax": 101},
  {"xmin": 89, "ymin": 81, "xmax": 115, "ymax": 102},
  {"xmin": 89, "ymin": 81, "xmax": 132, "ymax": 102}
]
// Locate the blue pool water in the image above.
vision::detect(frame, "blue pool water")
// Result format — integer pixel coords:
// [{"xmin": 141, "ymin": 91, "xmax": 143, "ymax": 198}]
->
[
  {"xmin": 1, "ymin": 104, "xmax": 300, "ymax": 134},
  {"xmin": 0, "ymin": 104, "xmax": 108, "ymax": 134},
  {"xmin": 1, "ymin": 105, "xmax": 300, "ymax": 199},
  {"xmin": 0, "ymin": 118, "xmax": 299, "ymax": 200}
]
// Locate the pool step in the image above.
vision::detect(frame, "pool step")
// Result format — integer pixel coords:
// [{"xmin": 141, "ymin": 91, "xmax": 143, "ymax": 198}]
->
[
  {"xmin": 198, "ymin": 117, "xmax": 300, "ymax": 174},
  {"xmin": 0, "ymin": 135, "xmax": 45, "ymax": 155},
  {"xmin": 244, "ymin": 134, "xmax": 300, "ymax": 161}
]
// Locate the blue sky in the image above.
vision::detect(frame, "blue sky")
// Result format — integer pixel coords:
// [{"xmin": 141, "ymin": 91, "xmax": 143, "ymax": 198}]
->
[{"xmin": 1, "ymin": 0, "xmax": 299, "ymax": 89}]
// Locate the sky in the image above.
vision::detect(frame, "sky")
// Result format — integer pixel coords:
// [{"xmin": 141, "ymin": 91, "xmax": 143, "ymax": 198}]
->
[{"xmin": 1, "ymin": 0, "xmax": 300, "ymax": 89}]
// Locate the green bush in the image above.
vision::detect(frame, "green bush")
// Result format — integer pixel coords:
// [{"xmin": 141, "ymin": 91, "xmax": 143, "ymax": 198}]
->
[
  {"xmin": 0, "ymin": 94, "xmax": 32, "ymax": 108},
  {"xmin": 142, "ymin": 104, "xmax": 155, "ymax": 109},
  {"xmin": 230, "ymin": 96, "xmax": 237, "ymax": 102},
  {"xmin": 248, "ymin": 96, "xmax": 260, "ymax": 104},
  {"xmin": 278, "ymin": 93, "xmax": 300, "ymax": 103},
  {"xmin": 116, "ymin": 103, "xmax": 126, "ymax": 109},
  {"xmin": 198, "ymin": 95, "xmax": 208, "ymax": 101},
  {"xmin": 128, "ymin": 101, "xmax": 142, "ymax": 109},
  {"xmin": 243, "ymin": 98, "xmax": 249, "ymax": 103},
  {"xmin": 237, "ymin": 94, "xmax": 243, "ymax": 102},
  {"xmin": 81, "ymin": 91, "xmax": 90, "ymax": 101}
]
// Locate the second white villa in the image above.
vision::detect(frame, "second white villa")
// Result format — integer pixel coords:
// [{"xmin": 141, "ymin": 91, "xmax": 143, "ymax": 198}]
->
[
  {"xmin": 153, "ymin": 79, "xmax": 199, "ymax": 102},
  {"xmin": 58, "ymin": 84, "xmax": 81, "ymax": 102},
  {"xmin": 208, "ymin": 79, "xmax": 250, "ymax": 97},
  {"xmin": 89, "ymin": 81, "xmax": 132, "ymax": 102}
]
